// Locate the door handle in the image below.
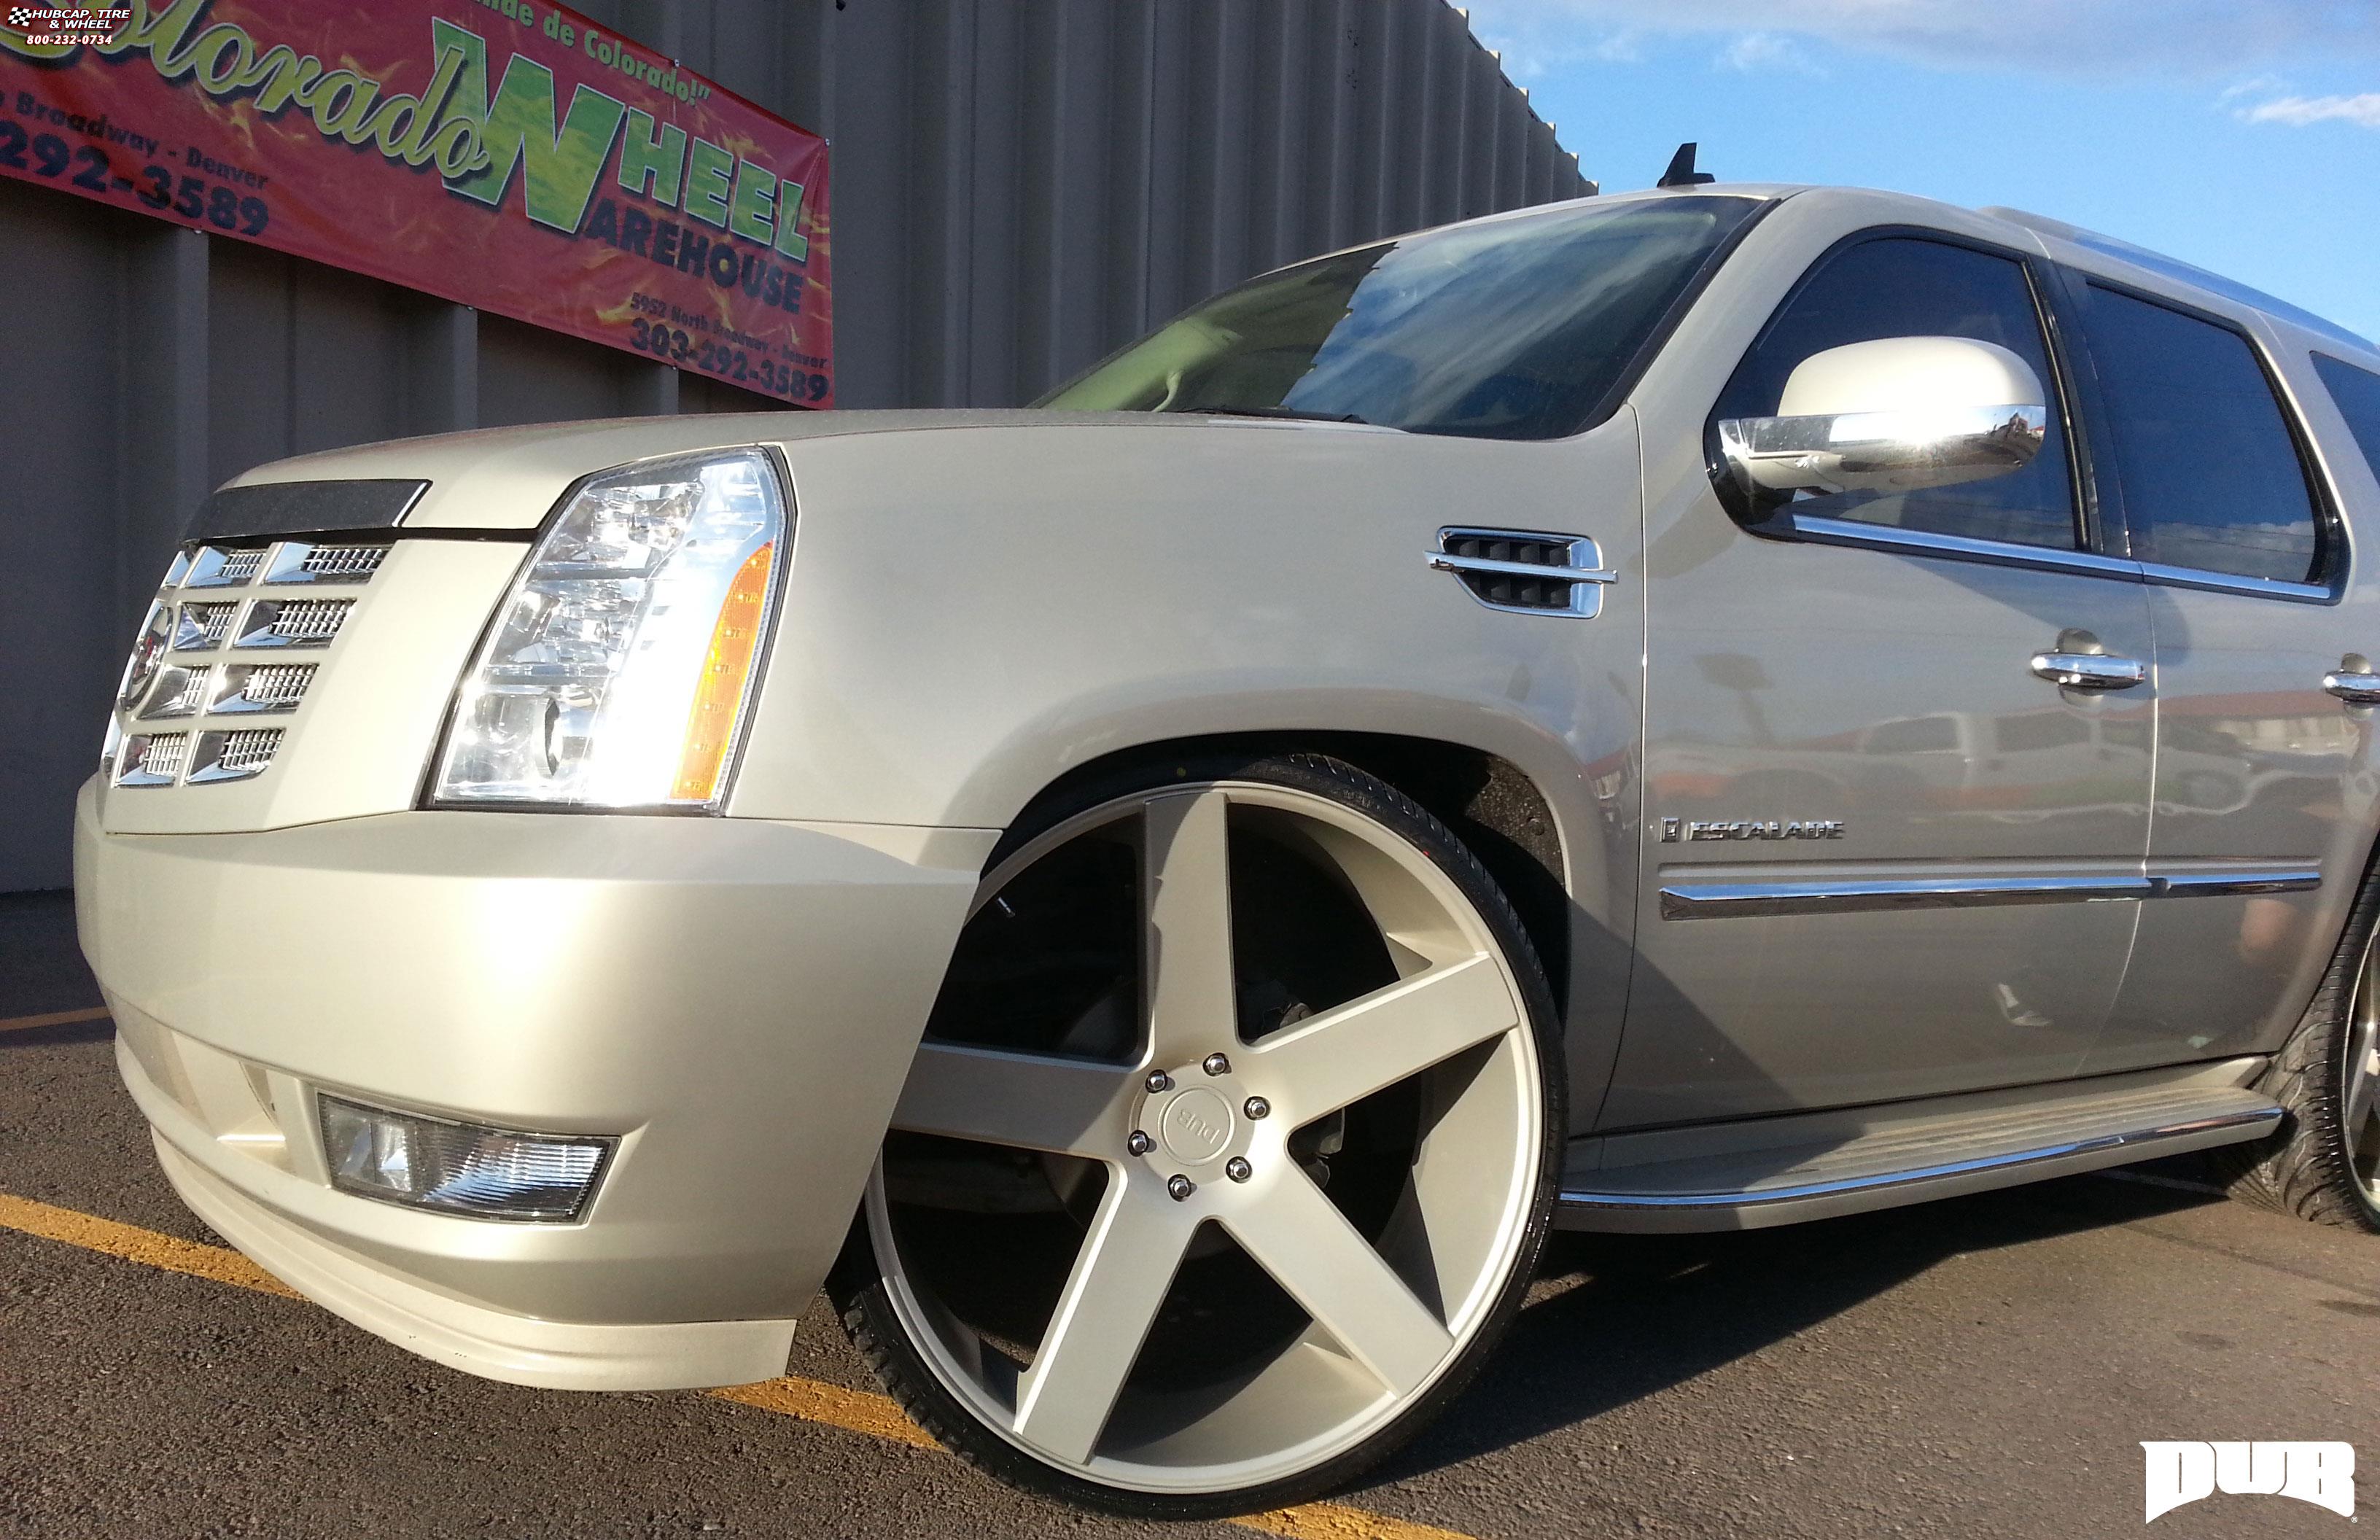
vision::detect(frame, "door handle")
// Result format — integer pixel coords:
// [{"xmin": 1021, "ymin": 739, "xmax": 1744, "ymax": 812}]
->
[
  {"xmin": 2323, "ymin": 670, "xmax": 2380, "ymax": 705},
  {"xmin": 2031, "ymin": 650, "xmax": 2146, "ymax": 690}
]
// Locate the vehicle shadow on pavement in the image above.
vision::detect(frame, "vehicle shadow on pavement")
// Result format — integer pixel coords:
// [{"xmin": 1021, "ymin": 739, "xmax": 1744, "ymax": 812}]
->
[
  {"xmin": 0, "ymin": 1017, "xmax": 114, "ymax": 1048},
  {"xmin": 0, "ymin": 891, "xmax": 111, "ymax": 1048},
  {"xmin": 1365, "ymin": 1173, "xmax": 2222, "ymax": 1485},
  {"xmin": 0, "ymin": 890, "xmax": 91, "ymax": 1006}
]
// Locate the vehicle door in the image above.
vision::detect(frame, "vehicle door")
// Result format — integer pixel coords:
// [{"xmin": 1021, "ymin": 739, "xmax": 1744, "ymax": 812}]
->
[
  {"xmin": 1609, "ymin": 220, "xmax": 2156, "ymax": 1129},
  {"xmin": 2066, "ymin": 277, "xmax": 2380, "ymax": 1073}
]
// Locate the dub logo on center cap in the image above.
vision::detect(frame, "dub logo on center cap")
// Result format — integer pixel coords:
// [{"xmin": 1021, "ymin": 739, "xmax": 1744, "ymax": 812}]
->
[{"xmin": 1159, "ymin": 1087, "xmax": 1234, "ymax": 1164}]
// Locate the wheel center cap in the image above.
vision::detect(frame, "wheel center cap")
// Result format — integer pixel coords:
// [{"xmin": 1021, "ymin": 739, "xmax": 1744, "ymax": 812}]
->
[{"xmin": 1159, "ymin": 1087, "xmax": 1234, "ymax": 1164}]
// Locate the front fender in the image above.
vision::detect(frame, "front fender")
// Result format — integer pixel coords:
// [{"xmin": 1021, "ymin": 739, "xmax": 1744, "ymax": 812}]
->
[{"xmin": 728, "ymin": 413, "xmax": 1649, "ymax": 1129}]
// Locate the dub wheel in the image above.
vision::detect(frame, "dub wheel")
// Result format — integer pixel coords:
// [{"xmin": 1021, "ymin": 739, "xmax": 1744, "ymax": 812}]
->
[
  {"xmin": 833, "ymin": 753, "xmax": 1562, "ymax": 1517},
  {"xmin": 2220, "ymin": 868, "xmax": 2380, "ymax": 1232}
]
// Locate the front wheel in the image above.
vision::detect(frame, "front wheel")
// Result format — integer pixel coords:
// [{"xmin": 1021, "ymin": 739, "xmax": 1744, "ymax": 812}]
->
[{"xmin": 832, "ymin": 752, "xmax": 1564, "ymax": 1519}]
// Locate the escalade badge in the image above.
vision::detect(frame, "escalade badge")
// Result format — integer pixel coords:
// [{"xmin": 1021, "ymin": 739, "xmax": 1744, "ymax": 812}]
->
[{"xmin": 1661, "ymin": 817, "xmax": 1846, "ymax": 842}]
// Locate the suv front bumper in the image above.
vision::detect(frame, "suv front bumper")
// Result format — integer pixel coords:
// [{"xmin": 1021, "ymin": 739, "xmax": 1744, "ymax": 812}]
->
[{"xmin": 74, "ymin": 780, "xmax": 992, "ymax": 1391}]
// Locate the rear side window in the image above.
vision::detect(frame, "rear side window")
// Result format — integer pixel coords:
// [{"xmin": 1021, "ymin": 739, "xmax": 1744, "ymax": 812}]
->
[
  {"xmin": 2079, "ymin": 285, "xmax": 2321, "ymax": 583},
  {"xmin": 1712, "ymin": 237, "xmax": 2079, "ymax": 551},
  {"xmin": 2314, "ymin": 352, "xmax": 2380, "ymax": 489}
]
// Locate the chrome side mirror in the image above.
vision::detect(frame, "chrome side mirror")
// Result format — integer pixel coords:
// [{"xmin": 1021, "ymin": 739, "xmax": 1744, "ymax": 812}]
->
[{"xmin": 1717, "ymin": 336, "xmax": 2047, "ymax": 498}]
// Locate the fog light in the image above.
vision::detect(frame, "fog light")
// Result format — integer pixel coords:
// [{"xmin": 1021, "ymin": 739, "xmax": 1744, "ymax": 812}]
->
[{"xmin": 318, "ymin": 1094, "xmax": 612, "ymax": 1221}]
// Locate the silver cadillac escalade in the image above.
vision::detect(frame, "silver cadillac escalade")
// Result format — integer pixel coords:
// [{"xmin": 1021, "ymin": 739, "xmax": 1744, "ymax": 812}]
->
[{"xmin": 76, "ymin": 184, "xmax": 2380, "ymax": 1518}]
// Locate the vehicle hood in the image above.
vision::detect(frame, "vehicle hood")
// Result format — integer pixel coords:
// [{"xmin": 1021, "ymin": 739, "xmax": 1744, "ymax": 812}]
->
[{"xmin": 225, "ymin": 409, "xmax": 1356, "ymax": 533}]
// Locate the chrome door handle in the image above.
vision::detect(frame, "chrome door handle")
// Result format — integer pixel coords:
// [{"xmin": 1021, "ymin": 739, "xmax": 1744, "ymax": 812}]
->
[
  {"xmin": 2323, "ymin": 670, "xmax": 2380, "ymax": 705},
  {"xmin": 2031, "ymin": 650, "xmax": 2146, "ymax": 690}
]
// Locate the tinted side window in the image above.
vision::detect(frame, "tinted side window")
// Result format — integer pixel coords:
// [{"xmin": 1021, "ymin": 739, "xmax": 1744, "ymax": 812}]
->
[
  {"xmin": 2314, "ymin": 352, "xmax": 2380, "ymax": 490},
  {"xmin": 2080, "ymin": 285, "xmax": 2320, "ymax": 583},
  {"xmin": 1714, "ymin": 237, "xmax": 2077, "ymax": 550}
]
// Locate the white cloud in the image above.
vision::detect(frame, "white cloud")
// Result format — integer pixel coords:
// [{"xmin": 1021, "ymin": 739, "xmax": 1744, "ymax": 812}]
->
[
  {"xmin": 1462, "ymin": 0, "xmax": 2379, "ymax": 78},
  {"xmin": 2240, "ymin": 92, "xmax": 2380, "ymax": 128},
  {"xmin": 1716, "ymin": 32, "xmax": 1825, "ymax": 76},
  {"xmin": 1488, "ymin": 26, "xmax": 1647, "ymax": 79},
  {"xmin": 1590, "ymin": 31, "xmax": 1646, "ymax": 64},
  {"xmin": 2217, "ymin": 74, "xmax": 2290, "ymax": 104}
]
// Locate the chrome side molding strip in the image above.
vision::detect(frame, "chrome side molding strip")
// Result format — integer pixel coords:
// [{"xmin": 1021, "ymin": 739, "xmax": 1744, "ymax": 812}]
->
[
  {"xmin": 1658, "ymin": 868, "xmax": 2320, "ymax": 920},
  {"xmin": 2133, "ymin": 559, "xmax": 2334, "ymax": 604},
  {"xmin": 1786, "ymin": 513, "xmax": 2142, "ymax": 581},
  {"xmin": 2152, "ymin": 868, "xmax": 2325, "ymax": 895},
  {"xmin": 1558, "ymin": 1103, "xmax": 2282, "ymax": 1215},
  {"xmin": 1774, "ymin": 513, "xmax": 2340, "ymax": 605}
]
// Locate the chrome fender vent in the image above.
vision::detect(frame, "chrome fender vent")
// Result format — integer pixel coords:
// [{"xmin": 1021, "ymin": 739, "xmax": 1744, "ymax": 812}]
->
[{"xmin": 1428, "ymin": 526, "xmax": 1617, "ymax": 618}]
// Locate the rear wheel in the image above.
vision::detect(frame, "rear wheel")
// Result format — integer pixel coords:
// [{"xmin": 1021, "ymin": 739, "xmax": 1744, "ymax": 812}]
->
[
  {"xmin": 2218, "ymin": 870, "xmax": 2380, "ymax": 1232},
  {"xmin": 832, "ymin": 752, "xmax": 1563, "ymax": 1518}
]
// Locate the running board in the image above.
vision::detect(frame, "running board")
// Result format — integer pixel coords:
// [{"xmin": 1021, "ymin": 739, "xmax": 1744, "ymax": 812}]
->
[{"xmin": 1558, "ymin": 1059, "xmax": 2280, "ymax": 1233}]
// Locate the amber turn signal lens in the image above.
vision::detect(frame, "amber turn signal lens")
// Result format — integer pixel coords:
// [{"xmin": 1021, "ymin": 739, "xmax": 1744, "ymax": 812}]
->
[
  {"xmin": 434, "ymin": 449, "xmax": 785, "ymax": 809},
  {"xmin": 673, "ymin": 541, "xmax": 776, "ymax": 803}
]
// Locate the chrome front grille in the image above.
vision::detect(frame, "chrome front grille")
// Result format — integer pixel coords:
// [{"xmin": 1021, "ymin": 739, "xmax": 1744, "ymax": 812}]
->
[
  {"xmin": 186, "ymin": 546, "xmax": 267, "ymax": 587},
  {"xmin": 117, "ymin": 732, "xmax": 190, "ymax": 787},
  {"xmin": 108, "ymin": 536, "xmax": 393, "ymax": 788},
  {"xmin": 188, "ymin": 728, "xmax": 284, "ymax": 783},
  {"xmin": 136, "ymin": 664, "xmax": 213, "ymax": 720},
  {"xmin": 214, "ymin": 664, "xmax": 314, "ymax": 714},
  {"xmin": 175, "ymin": 602, "xmax": 238, "ymax": 650},
  {"xmin": 236, "ymin": 598, "xmax": 351, "ymax": 648},
  {"xmin": 292, "ymin": 544, "xmax": 387, "ymax": 581}
]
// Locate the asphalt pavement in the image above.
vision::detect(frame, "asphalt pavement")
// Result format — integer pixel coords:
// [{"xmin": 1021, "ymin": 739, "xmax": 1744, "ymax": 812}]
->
[{"xmin": 3, "ymin": 887, "xmax": 2374, "ymax": 1539}]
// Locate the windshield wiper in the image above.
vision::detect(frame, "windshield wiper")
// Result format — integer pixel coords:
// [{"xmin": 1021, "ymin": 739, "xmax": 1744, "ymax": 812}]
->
[{"xmin": 1170, "ymin": 402, "xmax": 1373, "ymax": 425}]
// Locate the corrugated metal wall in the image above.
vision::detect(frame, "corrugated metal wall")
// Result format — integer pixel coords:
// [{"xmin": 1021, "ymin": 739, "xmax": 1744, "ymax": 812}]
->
[{"xmin": 0, "ymin": 0, "xmax": 1587, "ymax": 891}]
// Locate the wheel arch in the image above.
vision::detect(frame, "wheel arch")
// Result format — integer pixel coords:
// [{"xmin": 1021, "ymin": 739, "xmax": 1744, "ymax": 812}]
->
[{"xmin": 1006, "ymin": 731, "xmax": 1576, "ymax": 1014}]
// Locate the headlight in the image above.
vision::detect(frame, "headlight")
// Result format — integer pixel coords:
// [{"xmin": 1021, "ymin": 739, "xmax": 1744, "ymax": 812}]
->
[{"xmin": 432, "ymin": 448, "xmax": 785, "ymax": 810}]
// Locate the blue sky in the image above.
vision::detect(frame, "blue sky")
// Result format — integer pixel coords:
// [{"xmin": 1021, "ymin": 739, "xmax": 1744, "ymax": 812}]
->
[{"xmin": 1463, "ymin": 0, "xmax": 2379, "ymax": 345}]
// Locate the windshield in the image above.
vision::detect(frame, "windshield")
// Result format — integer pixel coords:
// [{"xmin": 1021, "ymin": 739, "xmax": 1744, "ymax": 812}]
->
[{"xmin": 1038, "ymin": 195, "xmax": 1762, "ymax": 440}]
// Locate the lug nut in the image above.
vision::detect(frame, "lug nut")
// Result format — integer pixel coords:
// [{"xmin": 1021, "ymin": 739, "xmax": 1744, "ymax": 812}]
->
[
  {"xmin": 1243, "ymin": 1095, "xmax": 1270, "ymax": 1120},
  {"xmin": 1146, "ymin": 1070, "xmax": 1172, "ymax": 1094},
  {"xmin": 1127, "ymin": 1130, "xmax": 1154, "ymax": 1156},
  {"xmin": 1166, "ymin": 1174, "xmax": 1195, "ymax": 1201},
  {"xmin": 1202, "ymin": 1052, "xmax": 1232, "ymax": 1077},
  {"xmin": 1226, "ymin": 1157, "xmax": 1252, "ymax": 1183}
]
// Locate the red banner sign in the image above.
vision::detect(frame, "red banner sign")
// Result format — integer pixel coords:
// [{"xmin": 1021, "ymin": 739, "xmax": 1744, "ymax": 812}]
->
[{"xmin": 1, "ymin": 0, "xmax": 834, "ymax": 404}]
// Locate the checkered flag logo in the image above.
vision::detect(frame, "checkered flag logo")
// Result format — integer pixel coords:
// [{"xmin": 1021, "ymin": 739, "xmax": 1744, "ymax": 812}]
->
[{"xmin": 7, "ymin": 9, "xmax": 36, "ymax": 28}]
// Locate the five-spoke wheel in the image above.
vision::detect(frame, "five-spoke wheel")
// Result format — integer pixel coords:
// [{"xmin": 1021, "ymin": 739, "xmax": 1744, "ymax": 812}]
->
[{"xmin": 833, "ymin": 755, "xmax": 1562, "ymax": 1517}]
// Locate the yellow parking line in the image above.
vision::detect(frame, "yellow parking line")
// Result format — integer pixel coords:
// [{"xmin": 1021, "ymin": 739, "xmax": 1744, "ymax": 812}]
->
[
  {"xmin": 709, "ymin": 1375, "xmax": 941, "ymax": 1450},
  {"xmin": 0, "ymin": 1006, "xmax": 111, "ymax": 1032},
  {"xmin": 0, "ymin": 1191, "xmax": 298, "ymax": 1298},
  {"xmin": 0, "ymin": 1190, "xmax": 1475, "ymax": 1540},
  {"xmin": 1227, "ymin": 1506, "xmax": 1473, "ymax": 1540}
]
